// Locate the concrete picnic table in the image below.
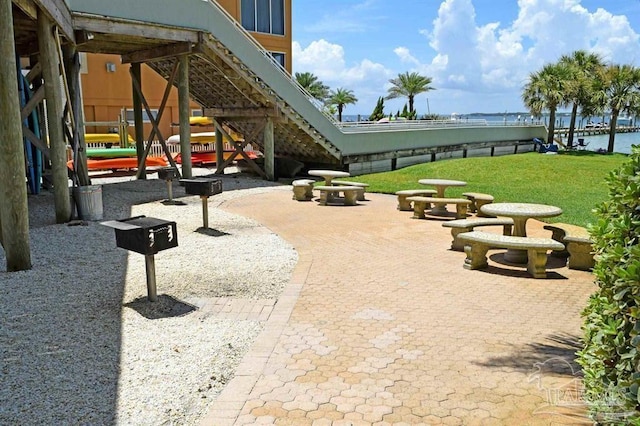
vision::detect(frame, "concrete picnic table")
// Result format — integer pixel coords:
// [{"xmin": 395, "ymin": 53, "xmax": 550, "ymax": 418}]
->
[
  {"xmin": 480, "ymin": 202, "xmax": 563, "ymax": 263},
  {"xmin": 308, "ymin": 169, "xmax": 350, "ymax": 186},
  {"xmin": 418, "ymin": 178, "xmax": 467, "ymax": 215}
]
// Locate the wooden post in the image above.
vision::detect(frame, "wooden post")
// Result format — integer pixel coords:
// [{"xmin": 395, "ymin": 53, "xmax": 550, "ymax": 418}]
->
[
  {"xmin": 263, "ymin": 117, "xmax": 275, "ymax": 181},
  {"xmin": 0, "ymin": 0, "xmax": 32, "ymax": 270},
  {"xmin": 38, "ymin": 11, "xmax": 71, "ymax": 223},
  {"xmin": 63, "ymin": 44, "xmax": 90, "ymax": 186},
  {"xmin": 131, "ymin": 63, "xmax": 146, "ymax": 179},
  {"xmin": 178, "ymin": 55, "xmax": 192, "ymax": 178},
  {"xmin": 215, "ymin": 128, "xmax": 224, "ymax": 174}
]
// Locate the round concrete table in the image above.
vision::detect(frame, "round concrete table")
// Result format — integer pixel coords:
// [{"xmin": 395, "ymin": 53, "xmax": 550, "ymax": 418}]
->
[
  {"xmin": 418, "ymin": 178, "xmax": 467, "ymax": 215},
  {"xmin": 480, "ymin": 202, "xmax": 563, "ymax": 263},
  {"xmin": 308, "ymin": 169, "xmax": 350, "ymax": 186}
]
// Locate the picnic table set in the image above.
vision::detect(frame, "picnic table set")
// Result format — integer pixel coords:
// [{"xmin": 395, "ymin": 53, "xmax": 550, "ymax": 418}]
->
[
  {"xmin": 292, "ymin": 170, "xmax": 369, "ymax": 206},
  {"xmin": 396, "ymin": 177, "xmax": 594, "ymax": 279},
  {"xmin": 290, "ymin": 171, "xmax": 594, "ymax": 278}
]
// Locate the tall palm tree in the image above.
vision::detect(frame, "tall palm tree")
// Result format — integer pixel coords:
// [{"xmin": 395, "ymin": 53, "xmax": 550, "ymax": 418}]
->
[
  {"xmin": 328, "ymin": 88, "xmax": 358, "ymax": 122},
  {"xmin": 591, "ymin": 64, "xmax": 640, "ymax": 153},
  {"xmin": 558, "ymin": 50, "xmax": 604, "ymax": 148},
  {"xmin": 522, "ymin": 62, "xmax": 572, "ymax": 145},
  {"xmin": 385, "ymin": 71, "xmax": 434, "ymax": 116},
  {"xmin": 295, "ymin": 71, "xmax": 329, "ymax": 102}
]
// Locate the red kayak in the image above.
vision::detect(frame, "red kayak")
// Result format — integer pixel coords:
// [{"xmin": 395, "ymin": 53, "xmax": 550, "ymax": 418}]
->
[{"xmin": 67, "ymin": 157, "xmax": 168, "ymax": 171}]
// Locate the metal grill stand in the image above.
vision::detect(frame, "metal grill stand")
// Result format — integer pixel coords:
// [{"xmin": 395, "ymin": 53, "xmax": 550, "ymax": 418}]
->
[
  {"xmin": 180, "ymin": 178, "xmax": 222, "ymax": 229},
  {"xmin": 101, "ymin": 216, "xmax": 178, "ymax": 302}
]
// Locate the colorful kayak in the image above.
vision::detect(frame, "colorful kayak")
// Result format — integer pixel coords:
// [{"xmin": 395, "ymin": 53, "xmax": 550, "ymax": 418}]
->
[
  {"xmin": 171, "ymin": 150, "xmax": 258, "ymax": 166},
  {"xmin": 167, "ymin": 131, "xmax": 245, "ymax": 145},
  {"xmin": 67, "ymin": 156, "xmax": 168, "ymax": 171},
  {"xmin": 85, "ymin": 133, "xmax": 135, "ymax": 145},
  {"xmin": 86, "ymin": 148, "xmax": 137, "ymax": 159}
]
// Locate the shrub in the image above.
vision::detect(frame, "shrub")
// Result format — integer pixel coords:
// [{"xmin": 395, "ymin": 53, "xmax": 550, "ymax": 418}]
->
[{"xmin": 577, "ymin": 144, "xmax": 640, "ymax": 424}]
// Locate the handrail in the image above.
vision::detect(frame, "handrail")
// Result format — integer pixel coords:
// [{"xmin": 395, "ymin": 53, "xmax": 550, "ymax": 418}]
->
[
  {"xmin": 204, "ymin": 0, "xmax": 338, "ymax": 125},
  {"xmin": 337, "ymin": 119, "xmax": 546, "ymax": 133}
]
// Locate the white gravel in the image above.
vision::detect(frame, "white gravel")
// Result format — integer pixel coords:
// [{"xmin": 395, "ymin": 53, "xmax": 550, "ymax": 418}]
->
[{"xmin": 0, "ymin": 168, "xmax": 297, "ymax": 425}]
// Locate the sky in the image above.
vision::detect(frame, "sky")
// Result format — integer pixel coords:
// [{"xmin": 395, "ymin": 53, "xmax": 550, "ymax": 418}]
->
[{"xmin": 291, "ymin": 0, "xmax": 640, "ymax": 116}]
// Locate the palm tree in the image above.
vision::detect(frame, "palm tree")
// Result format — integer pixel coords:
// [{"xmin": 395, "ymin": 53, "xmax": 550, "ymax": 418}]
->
[
  {"xmin": 558, "ymin": 50, "xmax": 604, "ymax": 148},
  {"xmin": 295, "ymin": 71, "xmax": 329, "ymax": 102},
  {"xmin": 385, "ymin": 71, "xmax": 434, "ymax": 116},
  {"xmin": 590, "ymin": 64, "xmax": 640, "ymax": 153},
  {"xmin": 522, "ymin": 62, "xmax": 572, "ymax": 145},
  {"xmin": 327, "ymin": 88, "xmax": 358, "ymax": 122}
]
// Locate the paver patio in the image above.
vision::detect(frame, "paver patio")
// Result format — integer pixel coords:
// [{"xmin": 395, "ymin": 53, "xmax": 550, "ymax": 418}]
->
[{"xmin": 201, "ymin": 189, "xmax": 596, "ymax": 425}]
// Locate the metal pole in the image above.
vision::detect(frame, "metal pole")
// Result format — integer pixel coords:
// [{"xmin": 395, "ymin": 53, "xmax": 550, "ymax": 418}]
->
[
  {"xmin": 201, "ymin": 196, "xmax": 209, "ymax": 228},
  {"xmin": 166, "ymin": 180, "xmax": 173, "ymax": 202},
  {"xmin": 144, "ymin": 254, "xmax": 158, "ymax": 302}
]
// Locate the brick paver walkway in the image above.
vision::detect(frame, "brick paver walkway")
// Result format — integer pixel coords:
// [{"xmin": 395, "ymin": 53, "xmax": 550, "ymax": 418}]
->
[{"xmin": 201, "ymin": 189, "xmax": 596, "ymax": 425}]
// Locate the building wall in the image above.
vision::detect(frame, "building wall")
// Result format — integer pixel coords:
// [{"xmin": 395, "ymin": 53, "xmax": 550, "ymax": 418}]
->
[{"xmin": 81, "ymin": 0, "xmax": 292, "ymax": 143}]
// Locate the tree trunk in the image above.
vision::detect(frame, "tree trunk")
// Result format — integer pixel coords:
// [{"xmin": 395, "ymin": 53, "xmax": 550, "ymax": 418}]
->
[
  {"xmin": 567, "ymin": 103, "xmax": 578, "ymax": 149},
  {"xmin": 0, "ymin": 0, "xmax": 32, "ymax": 270},
  {"xmin": 547, "ymin": 107, "xmax": 557, "ymax": 145},
  {"xmin": 607, "ymin": 111, "xmax": 618, "ymax": 153}
]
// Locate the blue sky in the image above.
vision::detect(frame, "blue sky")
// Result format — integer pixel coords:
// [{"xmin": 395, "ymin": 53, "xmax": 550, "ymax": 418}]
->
[{"xmin": 291, "ymin": 0, "xmax": 640, "ymax": 116}]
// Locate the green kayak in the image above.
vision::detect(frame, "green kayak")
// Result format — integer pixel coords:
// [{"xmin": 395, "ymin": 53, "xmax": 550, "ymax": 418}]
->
[{"xmin": 86, "ymin": 148, "xmax": 137, "ymax": 159}]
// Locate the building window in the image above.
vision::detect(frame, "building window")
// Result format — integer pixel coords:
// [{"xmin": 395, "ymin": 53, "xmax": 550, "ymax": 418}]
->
[
  {"xmin": 241, "ymin": 0, "xmax": 284, "ymax": 35},
  {"xmin": 270, "ymin": 52, "xmax": 285, "ymax": 68}
]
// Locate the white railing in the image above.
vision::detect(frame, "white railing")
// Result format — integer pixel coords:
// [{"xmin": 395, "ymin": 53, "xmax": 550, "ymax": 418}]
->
[
  {"xmin": 337, "ymin": 119, "xmax": 545, "ymax": 133},
  {"xmin": 204, "ymin": 0, "xmax": 337, "ymax": 125},
  {"xmin": 86, "ymin": 141, "xmax": 256, "ymax": 157}
]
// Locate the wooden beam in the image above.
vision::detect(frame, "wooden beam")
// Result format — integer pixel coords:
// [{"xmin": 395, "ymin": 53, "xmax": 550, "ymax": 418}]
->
[
  {"xmin": 203, "ymin": 106, "xmax": 281, "ymax": 119},
  {"xmin": 13, "ymin": 0, "xmax": 37, "ymax": 20},
  {"xmin": 72, "ymin": 14, "xmax": 200, "ymax": 44},
  {"xmin": 21, "ymin": 124, "xmax": 50, "ymax": 157},
  {"xmin": 25, "ymin": 61, "xmax": 41, "ymax": 83},
  {"xmin": 20, "ymin": 85, "xmax": 44, "ymax": 120},
  {"xmin": 33, "ymin": 0, "xmax": 74, "ymax": 43},
  {"xmin": 1, "ymin": 0, "xmax": 32, "ymax": 269},
  {"xmin": 177, "ymin": 55, "xmax": 192, "ymax": 178},
  {"xmin": 263, "ymin": 118, "xmax": 275, "ymax": 181},
  {"xmin": 121, "ymin": 41, "xmax": 192, "ymax": 64},
  {"xmin": 38, "ymin": 10, "xmax": 72, "ymax": 223},
  {"xmin": 130, "ymin": 61, "xmax": 180, "ymax": 178}
]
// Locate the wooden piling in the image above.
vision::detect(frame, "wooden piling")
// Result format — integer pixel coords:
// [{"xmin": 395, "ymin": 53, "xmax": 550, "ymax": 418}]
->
[{"xmin": 0, "ymin": 0, "xmax": 32, "ymax": 270}]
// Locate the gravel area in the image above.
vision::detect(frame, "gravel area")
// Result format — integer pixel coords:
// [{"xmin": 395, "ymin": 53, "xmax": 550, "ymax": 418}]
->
[{"xmin": 0, "ymin": 168, "xmax": 297, "ymax": 425}]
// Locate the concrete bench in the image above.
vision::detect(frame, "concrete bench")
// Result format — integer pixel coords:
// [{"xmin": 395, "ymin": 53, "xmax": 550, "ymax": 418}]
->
[
  {"xmin": 462, "ymin": 192, "xmax": 495, "ymax": 216},
  {"xmin": 332, "ymin": 180, "xmax": 369, "ymax": 201},
  {"xmin": 407, "ymin": 196, "xmax": 471, "ymax": 219},
  {"xmin": 442, "ymin": 217, "xmax": 514, "ymax": 251},
  {"xmin": 458, "ymin": 231, "xmax": 565, "ymax": 278},
  {"xmin": 314, "ymin": 185, "xmax": 360, "ymax": 206},
  {"xmin": 395, "ymin": 189, "xmax": 437, "ymax": 211},
  {"xmin": 543, "ymin": 223, "xmax": 595, "ymax": 270},
  {"xmin": 292, "ymin": 179, "xmax": 316, "ymax": 201}
]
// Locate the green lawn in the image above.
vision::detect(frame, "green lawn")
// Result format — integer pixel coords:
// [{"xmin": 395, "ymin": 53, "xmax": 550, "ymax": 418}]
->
[{"xmin": 351, "ymin": 151, "xmax": 628, "ymax": 227}]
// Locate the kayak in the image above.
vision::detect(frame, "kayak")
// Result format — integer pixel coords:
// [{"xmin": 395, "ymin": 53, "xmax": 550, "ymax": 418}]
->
[
  {"xmin": 86, "ymin": 148, "xmax": 137, "ymax": 159},
  {"xmin": 85, "ymin": 133, "xmax": 135, "ymax": 145},
  {"xmin": 67, "ymin": 156, "xmax": 168, "ymax": 171},
  {"xmin": 171, "ymin": 150, "xmax": 258, "ymax": 166}
]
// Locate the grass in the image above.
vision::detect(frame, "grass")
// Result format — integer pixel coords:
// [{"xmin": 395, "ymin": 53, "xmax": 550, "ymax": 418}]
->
[{"xmin": 351, "ymin": 151, "xmax": 628, "ymax": 227}]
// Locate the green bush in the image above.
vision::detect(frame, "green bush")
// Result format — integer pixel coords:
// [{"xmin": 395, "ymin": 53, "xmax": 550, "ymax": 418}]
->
[{"xmin": 577, "ymin": 145, "xmax": 640, "ymax": 424}]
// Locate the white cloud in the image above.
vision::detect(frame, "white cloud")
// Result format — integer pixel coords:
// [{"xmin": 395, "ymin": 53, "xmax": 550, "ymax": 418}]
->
[
  {"xmin": 293, "ymin": 0, "xmax": 640, "ymax": 114},
  {"xmin": 293, "ymin": 39, "xmax": 393, "ymax": 113}
]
